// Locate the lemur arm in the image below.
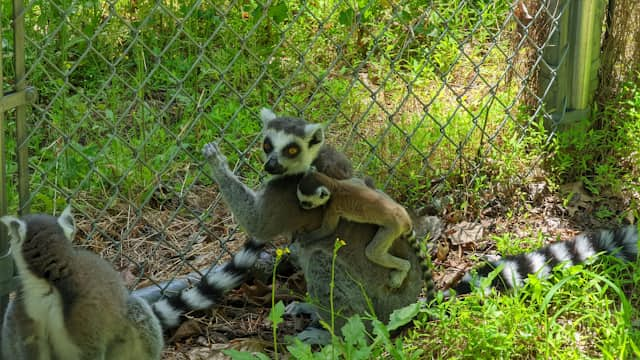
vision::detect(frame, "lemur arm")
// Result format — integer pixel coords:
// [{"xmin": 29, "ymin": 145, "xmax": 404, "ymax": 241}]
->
[{"xmin": 202, "ymin": 142, "xmax": 264, "ymax": 240}]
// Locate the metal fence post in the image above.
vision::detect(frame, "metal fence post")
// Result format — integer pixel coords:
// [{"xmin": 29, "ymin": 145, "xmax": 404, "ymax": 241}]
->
[
  {"xmin": 0, "ymin": 3, "xmax": 9, "ymax": 348},
  {"xmin": 540, "ymin": 0, "xmax": 606, "ymax": 127},
  {"xmin": 13, "ymin": 0, "xmax": 30, "ymax": 215},
  {"xmin": 0, "ymin": 0, "xmax": 36, "ymax": 348}
]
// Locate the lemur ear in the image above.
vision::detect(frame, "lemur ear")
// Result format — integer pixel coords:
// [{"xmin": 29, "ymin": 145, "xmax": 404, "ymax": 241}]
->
[
  {"xmin": 58, "ymin": 205, "xmax": 76, "ymax": 241},
  {"xmin": 260, "ymin": 108, "xmax": 277, "ymax": 126},
  {"xmin": 0, "ymin": 216, "xmax": 26, "ymax": 245},
  {"xmin": 318, "ymin": 186, "xmax": 331, "ymax": 199},
  {"xmin": 305, "ymin": 123, "xmax": 326, "ymax": 147}
]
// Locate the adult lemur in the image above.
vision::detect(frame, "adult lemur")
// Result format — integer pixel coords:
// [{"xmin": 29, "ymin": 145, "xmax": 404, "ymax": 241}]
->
[
  {"xmin": 0, "ymin": 207, "xmax": 163, "ymax": 360},
  {"xmin": 151, "ymin": 108, "xmax": 434, "ymax": 335}
]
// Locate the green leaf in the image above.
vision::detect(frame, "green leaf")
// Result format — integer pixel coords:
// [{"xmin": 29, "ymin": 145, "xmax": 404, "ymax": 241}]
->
[
  {"xmin": 386, "ymin": 302, "xmax": 420, "ymax": 331},
  {"xmin": 269, "ymin": 1, "xmax": 288, "ymax": 23},
  {"xmin": 371, "ymin": 319, "xmax": 390, "ymax": 340},
  {"xmin": 268, "ymin": 300, "xmax": 286, "ymax": 327},
  {"xmin": 223, "ymin": 349, "xmax": 270, "ymax": 360},
  {"xmin": 286, "ymin": 338, "xmax": 315, "ymax": 359},
  {"xmin": 341, "ymin": 315, "xmax": 366, "ymax": 342},
  {"xmin": 338, "ymin": 8, "xmax": 355, "ymax": 27},
  {"xmin": 480, "ymin": 262, "xmax": 505, "ymax": 291}
]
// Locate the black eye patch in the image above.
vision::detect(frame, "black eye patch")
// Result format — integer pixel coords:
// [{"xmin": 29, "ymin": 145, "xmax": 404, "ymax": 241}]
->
[
  {"xmin": 282, "ymin": 143, "xmax": 301, "ymax": 158},
  {"xmin": 263, "ymin": 138, "xmax": 273, "ymax": 154}
]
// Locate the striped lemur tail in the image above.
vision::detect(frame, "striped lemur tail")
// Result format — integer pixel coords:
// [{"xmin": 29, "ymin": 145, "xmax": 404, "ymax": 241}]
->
[
  {"xmin": 407, "ymin": 230, "xmax": 436, "ymax": 301},
  {"xmin": 449, "ymin": 225, "xmax": 638, "ymax": 296},
  {"xmin": 152, "ymin": 238, "xmax": 265, "ymax": 328}
]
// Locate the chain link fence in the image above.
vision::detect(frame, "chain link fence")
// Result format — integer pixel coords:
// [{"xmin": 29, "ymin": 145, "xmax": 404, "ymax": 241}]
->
[{"xmin": 2, "ymin": 0, "xmax": 570, "ymax": 317}]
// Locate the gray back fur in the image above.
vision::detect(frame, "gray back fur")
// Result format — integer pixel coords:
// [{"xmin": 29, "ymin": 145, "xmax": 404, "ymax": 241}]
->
[{"xmin": 1, "ymin": 209, "xmax": 163, "ymax": 360}]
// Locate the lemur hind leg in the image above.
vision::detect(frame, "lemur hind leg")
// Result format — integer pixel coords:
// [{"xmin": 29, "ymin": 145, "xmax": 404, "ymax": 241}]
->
[
  {"xmin": 202, "ymin": 142, "xmax": 264, "ymax": 240},
  {"xmin": 365, "ymin": 226, "xmax": 412, "ymax": 288}
]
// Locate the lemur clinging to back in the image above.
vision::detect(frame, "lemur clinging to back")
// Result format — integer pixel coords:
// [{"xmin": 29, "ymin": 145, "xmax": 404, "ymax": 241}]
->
[
  {"xmin": 297, "ymin": 170, "xmax": 414, "ymax": 288},
  {"xmin": 1, "ymin": 207, "xmax": 163, "ymax": 360},
  {"xmin": 151, "ymin": 108, "xmax": 432, "ymax": 336}
]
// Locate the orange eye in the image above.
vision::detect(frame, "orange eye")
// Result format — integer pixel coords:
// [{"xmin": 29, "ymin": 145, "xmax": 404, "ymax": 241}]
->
[{"xmin": 287, "ymin": 147, "xmax": 299, "ymax": 156}]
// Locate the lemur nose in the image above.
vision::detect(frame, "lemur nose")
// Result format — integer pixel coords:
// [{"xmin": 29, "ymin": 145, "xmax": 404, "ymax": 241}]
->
[{"xmin": 264, "ymin": 158, "xmax": 285, "ymax": 174}]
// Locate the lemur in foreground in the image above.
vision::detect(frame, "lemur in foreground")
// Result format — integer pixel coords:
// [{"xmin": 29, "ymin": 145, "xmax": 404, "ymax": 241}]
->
[
  {"xmin": 448, "ymin": 226, "xmax": 638, "ymax": 296},
  {"xmin": 0, "ymin": 207, "xmax": 163, "ymax": 360},
  {"xmin": 151, "ymin": 108, "xmax": 433, "ymax": 341},
  {"xmin": 297, "ymin": 170, "xmax": 414, "ymax": 288}
]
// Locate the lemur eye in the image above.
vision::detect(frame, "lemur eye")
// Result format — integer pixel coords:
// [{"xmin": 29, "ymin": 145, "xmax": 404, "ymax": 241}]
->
[
  {"xmin": 263, "ymin": 140, "xmax": 273, "ymax": 153},
  {"xmin": 284, "ymin": 144, "xmax": 300, "ymax": 157}
]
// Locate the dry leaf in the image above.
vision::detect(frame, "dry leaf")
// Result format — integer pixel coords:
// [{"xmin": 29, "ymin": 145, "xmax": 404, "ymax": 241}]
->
[
  {"xmin": 560, "ymin": 181, "xmax": 594, "ymax": 216},
  {"xmin": 228, "ymin": 337, "xmax": 271, "ymax": 353},
  {"xmin": 448, "ymin": 222, "xmax": 484, "ymax": 246},
  {"xmin": 436, "ymin": 241, "xmax": 449, "ymax": 261},
  {"xmin": 185, "ymin": 346, "xmax": 230, "ymax": 360}
]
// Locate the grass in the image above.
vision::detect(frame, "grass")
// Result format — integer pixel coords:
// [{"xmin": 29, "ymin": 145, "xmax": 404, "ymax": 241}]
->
[
  {"xmin": 2, "ymin": 0, "xmax": 640, "ymax": 358},
  {"xmin": 408, "ymin": 255, "xmax": 640, "ymax": 359}
]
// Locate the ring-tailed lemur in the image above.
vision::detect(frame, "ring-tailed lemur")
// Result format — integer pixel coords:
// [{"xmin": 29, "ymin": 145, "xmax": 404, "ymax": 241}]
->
[
  {"xmin": 150, "ymin": 108, "xmax": 354, "ymax": 328},
  {"xmin": 448, "ymin": 226, "xmax": 638, "ymax": 296},
  {"xmin": 151, "ymin": 109, "xmax": 433, "ymax": 338},
  {"xmin": 0, "ymin": 207, "xmax": 163, "ymax": 360},
  {"xmin": 296, "ymin": 170, "xmax": 414, "ymax": 288}
]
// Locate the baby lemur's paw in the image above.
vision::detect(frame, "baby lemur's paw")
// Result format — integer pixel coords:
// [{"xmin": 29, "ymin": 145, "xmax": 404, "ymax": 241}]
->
[{"xmin": 202, "ymin": 141, "xmax": 227, "ymax": 165}]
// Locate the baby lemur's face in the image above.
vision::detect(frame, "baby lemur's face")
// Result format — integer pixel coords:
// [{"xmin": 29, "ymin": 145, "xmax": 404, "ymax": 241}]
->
[
  {"xmin": 297, "ymin": 172, "xmax": 331, "ymax": 209},
  {"xmin": 260, "ymin": 108, "xmax": 324, "ymax": 176}
]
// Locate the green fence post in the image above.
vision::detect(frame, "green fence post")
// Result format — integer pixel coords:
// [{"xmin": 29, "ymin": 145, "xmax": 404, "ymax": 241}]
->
[
  {"xmin": 0, "ymin": 1, "xmax": 35, "ymax": 352},
  {"xmin": 14, "ymin": 0, "xmax": 29, "ymax": 215},
  {"xmin": 0, "ymin": 2, "xmax": 10, "ymax": 356},
  {"xmin": 540, "ymin": 0, "xmax": 606, "ymax": 128}
]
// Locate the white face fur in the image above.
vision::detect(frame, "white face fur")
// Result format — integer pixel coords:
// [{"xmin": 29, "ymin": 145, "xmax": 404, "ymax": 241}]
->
[
  {"xmin": 297, "ymin": 185, "xmax": 331, "ymax": 210},
  {"xmin": 260, "ymin": 108, "xmax": 325, "ymax": 176}
]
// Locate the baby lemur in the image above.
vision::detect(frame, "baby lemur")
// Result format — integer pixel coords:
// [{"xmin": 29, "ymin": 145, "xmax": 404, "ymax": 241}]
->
[
  {"xmin": 151, "ymin": 108, "xmax": 432, "ymax": 341},
  {"xmin": 297, "ymin": 170, "xmax": 413, "ymax": 288},
  {"xmin": 0, "ymin": 206, "xmax": 163, "ymax": 360}
]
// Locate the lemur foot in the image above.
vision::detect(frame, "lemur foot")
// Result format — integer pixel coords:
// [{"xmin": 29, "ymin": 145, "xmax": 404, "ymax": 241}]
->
[
  {"xmin": 202, "ymin": 141, "xmax": 228, "ymax": 165},
  {"xmin": 284, "ymin": 301, "xmax": 320, "ymax": 323},
  {"xmin": 296, "ymin": 326, "xmax": 332, "ymax": 345},
  {"xmin": 286, "ymin": 302, "xmax": 330, "ymax": 344},
  {"xmin": 389, "ymin": 269, "xmax": 408, "ymax": 289}
]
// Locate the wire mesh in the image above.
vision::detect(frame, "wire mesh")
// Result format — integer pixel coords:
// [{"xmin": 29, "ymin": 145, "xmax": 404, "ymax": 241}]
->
[{"xmin": 1, "ymin": 0, "xmax": 564, "ymax": 295}]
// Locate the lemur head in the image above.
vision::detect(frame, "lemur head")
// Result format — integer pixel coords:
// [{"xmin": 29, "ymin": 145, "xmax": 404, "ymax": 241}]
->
[
  {"xmin": 1, "ymin": 206, "xmax": 76, "ymax": 280},
  {"xmin": 296, "ymin": 171, "xmax": 331, "ymax": 210},
  {"xmin": 260, "ymin": 108, "xmax": 325, "ymax": 176}
]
